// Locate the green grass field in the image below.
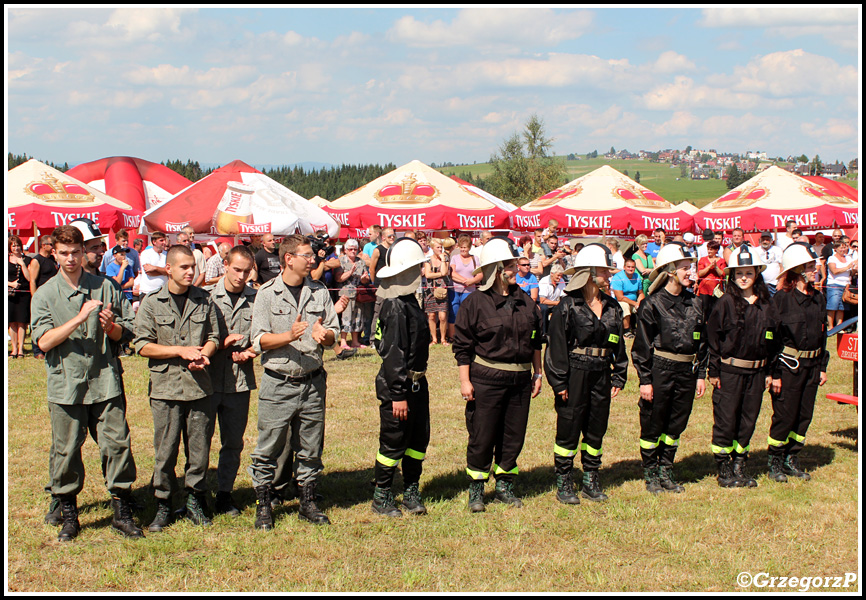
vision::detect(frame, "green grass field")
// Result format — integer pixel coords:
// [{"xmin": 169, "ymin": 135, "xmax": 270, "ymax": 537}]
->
[
  {"xmin": 441, "ymin": 158, "xmax": 859, "ymax": 208},
  {"xmin": 6, "ymin": 340, "xmax": 859, "ymax": 592}
]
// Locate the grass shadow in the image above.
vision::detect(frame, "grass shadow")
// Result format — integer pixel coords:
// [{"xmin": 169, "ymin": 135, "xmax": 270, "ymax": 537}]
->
[{"xmin": 830, "ymin": 427, "xmax": 859, "ymax": 453}]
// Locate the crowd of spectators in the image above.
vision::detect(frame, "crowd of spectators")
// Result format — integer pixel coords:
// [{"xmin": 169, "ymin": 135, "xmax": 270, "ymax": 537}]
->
[{"xmin": 8, "ymin": 219, "xmax": 859, "ymax": 358}]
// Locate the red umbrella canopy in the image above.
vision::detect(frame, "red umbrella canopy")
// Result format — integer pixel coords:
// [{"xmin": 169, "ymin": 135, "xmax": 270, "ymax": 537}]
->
[
  {"xmin": 8, "ymin": 159, "xmax": 142, "ymax": 232},
  {"xmin": 511, "ymin": 165, "xmax": 692, "ymax": 236},
  {"xmin": 324, "ymin": 160, "xmax": 511, "ymax": 235},
  {"xmin": 695, "ymin": 166, "xmax": 858, "ymax": 232},
  {"xmin": 143, "ymin": 160, "xmax": 339, "ymax": 237},
  {"xmin": 802, "ymin": 176, "xmax": 858, "ymax": 202}
]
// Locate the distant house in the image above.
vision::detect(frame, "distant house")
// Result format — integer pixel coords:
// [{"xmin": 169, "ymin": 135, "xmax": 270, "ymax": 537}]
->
[
  {"xmin": 823, "ymin": 164, "xmax": 848, "ymax": 179},
  {"xmin": 690, "ymin": 169, "xmax": 709, "ymax": 180}
]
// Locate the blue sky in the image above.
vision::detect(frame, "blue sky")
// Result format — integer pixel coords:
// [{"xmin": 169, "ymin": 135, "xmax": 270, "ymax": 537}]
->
[{"xmin": 6, "ymin": 6, "xmax": 861, "ymax": 169}]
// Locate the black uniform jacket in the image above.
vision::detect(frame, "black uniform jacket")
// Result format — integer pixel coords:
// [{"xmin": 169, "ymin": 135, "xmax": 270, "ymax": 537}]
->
[
  {"xmin": 708, "ymin": 293, "xmax": 780, "ymax": 378},
  {"xmin": 544, "ymin": 290, "xmax": 628, "ymax": 395},
  {"xmin": 632, "ymin": 287, "xmax": 708, "ymax": 385},
  {"xmin": 374, "ymin": 294, "xmax": 430, "ymax": 402},
  {"xmin": 452, "ymin": 284, "xmax": 543, "ymax": 367},
  {"xmin": 771, "ymin": 287, "xmax": 829, "ymax": 377}
]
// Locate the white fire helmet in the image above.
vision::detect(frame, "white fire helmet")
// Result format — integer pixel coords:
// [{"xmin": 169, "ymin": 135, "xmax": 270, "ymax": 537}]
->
[
  {"xmin": 724, "ymin": 244, "xmax": 766, "ymax": 275},
  {"xmin": 472, "ymin": 237, "xmax": 518, "ymax": 275},
  {"xmin": 778, "ymin": 242, "xmax": 820, "ymax": 278},
  {"xmin": 564, "ymin": 242, "xmax": 613, "ymax": 274},
  {"xmin": 648, "ymin": 242, "xmax": 696, "ymax": 294},
  {"xmin": 69, "ymin": 218, "xmax": 106, "ymax": 242},
  {"xmin": 376, "ymin": 238, "xmax": 428, "ymax": 279}
]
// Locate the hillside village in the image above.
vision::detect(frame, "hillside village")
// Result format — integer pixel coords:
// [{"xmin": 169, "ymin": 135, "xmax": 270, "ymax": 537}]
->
[{"xmin": 566, "ymin": 147, "xmax": 856, "ymax": 182}]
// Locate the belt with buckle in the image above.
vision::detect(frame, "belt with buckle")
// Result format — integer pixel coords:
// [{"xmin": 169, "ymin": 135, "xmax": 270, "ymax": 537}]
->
[
  {"xmin": 473, "ymin": 355, "xmax": 531, "ymax": 372},
  {"xmin": 408, "ymin": 369, "xmax": 426, "ymax": 392},
  {"xmin": 264, "ymin": 367, "xmax": 323, "ymax": 384},
  {"xmin": 654, "ymin": 350, "xmax": 696, "ymax": 363},
  {"xmin": 721, "ymin": 357, "xmax": 767, "ymax": 369},
  {"xmin": 781, "ymin": 346, "xmax": 822, "ymax": 359},
  {"xmin": 571, "ymin": 346, "xmax": 611, "ymax": 358}
]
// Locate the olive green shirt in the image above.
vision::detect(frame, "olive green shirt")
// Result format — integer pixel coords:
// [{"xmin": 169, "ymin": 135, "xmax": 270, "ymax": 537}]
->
[
  {"xmin": 133, "ymin": 283, "xmax": 220, "ymax": 401},
  {"xmin": 251, "ymin": 276, "xmax": 339, "ymax": 377},
  {"xmin": 210, "ymin": 279, "xmax": 257, "ymax": 393},
  {"xmin": 31, "ymin": 271, "xmax": 130, "ymax": 406}
]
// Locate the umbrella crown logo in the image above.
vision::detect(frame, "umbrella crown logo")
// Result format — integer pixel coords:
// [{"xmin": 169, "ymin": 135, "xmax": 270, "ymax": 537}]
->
[
  {"xmin": 375, "ymin": 173, "xmax": 439, "ymax": 204},
  {"xmin": 528, "ymin": 183, "xmax": 584, "ymax": 207},
  {"xmin": 25, "ymin": 172, "xmax": 94, "ymax": 203},
  {"xmin": 715, "ymin": 184, "xmax": 768, "ymax": 207}
]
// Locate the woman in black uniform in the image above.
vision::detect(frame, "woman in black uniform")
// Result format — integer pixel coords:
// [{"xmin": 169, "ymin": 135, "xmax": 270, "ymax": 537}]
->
[
  {"xmin": 707, "ymin": 245, "xmax": 778, "ymax": 488},
  {"xmin": 545, "ymin": 243, "xmax": 627, "ymax": 504},
  {"xmin": 452, "ymin": 237, "xmax": 543, "ymax": 512},
  {"xmin": 767, "ymin": 242, "xmax": 829, "ymax": 482},
  {"xmin": 370, "ymin": 238, "xmax": 432, "ymax": 517}
]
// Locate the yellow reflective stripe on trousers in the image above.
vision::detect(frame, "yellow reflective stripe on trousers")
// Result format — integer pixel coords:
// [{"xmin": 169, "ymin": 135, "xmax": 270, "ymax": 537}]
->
[
  {"xmin": 554, "ymin": 443, "xmax": 577, "ymax": 458},
  {"xmin": 376, "ymin": 452, "xmax": 400, "ymax": 467},
  {"xmin": 659, "ymin": 434, "xmax": 679, "ymax": 447},
  {"xmin": 639, "ymin": 438, "xmax": 658, "ymax": 450},
  {"xmin": 493, "ymin": 463, "xmax": 518, "ymax": 475},
  {"xmin": 466, "ymin": 467, "xmax": 489, "ymax": 480},
  {"xmin": 580, "ymin": 442, "xmax": 602, "ymax": 456},
  {"xmin": 732, "ymin": 441, "xmax": 750, "ymax": 454},
  {"xmin": 767, "ymin": 435, "xmax": 788, "ymax": 447},
  {"xmin": 404, "ymin": 448, "xmax": 425, "ymax": 461},
  {"xmin": 711, "ymin": 444, "xmax": 733, "ymax": 455},
  {"xmin": 788, "ymin": 431, "xmax": 806, "ymax": 443}
]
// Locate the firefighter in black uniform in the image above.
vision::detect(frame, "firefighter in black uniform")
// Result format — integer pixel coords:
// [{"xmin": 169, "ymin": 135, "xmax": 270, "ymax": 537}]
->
[
  {"xmin": 370, "ymin": 238, "xmax": 432, "ymax": 517},
  {"xmin": 766, "ymin": 242, "xmax": 829, "ymax": 482},
  {"xmin": 452, "ymin": 237, "xmax": 543, "ymax": 512},
  {"xmin": 707, "ymin": 245, "xmax": 779, "ymax": 488},
  {"xmin": 545, "ymin": 243, "xmax": 628, "ymax": 504},
  {"xmin": 632, "ymin": 243, "xmax": 708, "ymax": 494}
]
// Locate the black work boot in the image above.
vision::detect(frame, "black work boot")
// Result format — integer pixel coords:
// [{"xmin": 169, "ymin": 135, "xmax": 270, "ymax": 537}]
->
[
  {"xmin": 45, "ymin": 495, "xmax": 62, "ymax": 526},
  {"xmin": 782, "ymin": 455, "xmax": 811, "ymax": 481},
  {"xmin": 732, "ymin": 456, "xmax": 757, "ymax": 488},
  {"xmin": 185, "ymin": 492, "xmax": 212, "ymax": 527},
  {"xmin": 716, "ymin": 457, "xmax": 742, "ymax": 488},
  {"xmin": 111, "ymin": 494, "xmax": 144, "ymax": 538},
  {"xmin": 658, "ymin": 465, "xmax": 685, "ymax": 493},
  {"xmin": 494, "ymin": 479, "xmax": 523, "ymax": 507},
  {"xmin": 580, "ymin": 471, "xmax": 608, "ymax": 502},
  {"xmin": 148, "ymin": 498, "xmax": 172, "ymax": 532},
  {"xmin": 214, "ymin": 491, "xmax": 241, "ymax": 516},
  {"xmin": 298, "ymin": 481, "xmax": 330, "ymax": 525},
  {"xmin": 254, "ymin": 485, "xmax": 274, "ymax": 531},
  {"xmin": 468, "ymin": 481, "xmax": 486, "ymax": 513},
  {"xmin": 57, "ymin": 495, "xmax": 80, "ymax": 542},
  {"xmin": 372, "ymin": 486, "xmax": 402, "ymax": 518},
  {"xmin": 644, "ymin": 466, "xmax": 663, "ymax": 495},
  {"xmin": 555, "ymin": 473, "xmax": 580, "ymax": 505},
  {"xmin": 767, "ymin": 455, "xmax": 789, "ymax": 483},
  {"xmin": 401, "ymin": 482, "xmax": 428, "ymax": 516},
  {"xmin": 269, "ymin": 485, "xmax": 284, "ymax": 510}
]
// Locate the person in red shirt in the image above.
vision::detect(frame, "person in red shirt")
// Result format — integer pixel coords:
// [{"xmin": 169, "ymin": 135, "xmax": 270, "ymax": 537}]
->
[{"xmin": 696, "ymin": 241, "xmax": 726, "ymax": 316}]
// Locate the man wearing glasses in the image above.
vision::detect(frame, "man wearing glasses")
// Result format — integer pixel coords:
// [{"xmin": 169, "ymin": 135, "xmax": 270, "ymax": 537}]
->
[
  {"xmin": 248, "ymin": 234, "xmax": 339, "ymax": 529},
  {"xmin": 515, "ymin": 259, "xmax": 539, "ymax": 303},
  {"xmin": 758, "ymin": 231, "xmax": 783, "ymax": 295}
]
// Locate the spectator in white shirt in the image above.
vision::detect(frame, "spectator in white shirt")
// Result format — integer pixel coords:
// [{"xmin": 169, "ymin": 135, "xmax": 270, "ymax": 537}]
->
[
  {"xmin": 538, "ymin": 263, "xmax": 567, "ymax": 338},
  {"xmin": 605, "ymin": 238, "xmax": 624, "ymax": 276},
  {"xmin": 774, "ymin": 219, "xmax": 797, "ymax": 251},
  {"xmin": 138, "ymin": 232, "xmax": 169, "ymax": 297},
  {"xmin": 757, "ymin": 232, "xmax": 783, "ymax": 295}
]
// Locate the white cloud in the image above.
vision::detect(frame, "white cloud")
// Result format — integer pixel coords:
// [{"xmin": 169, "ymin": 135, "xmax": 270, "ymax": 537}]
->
[
  {"xmin": 721, "ymin": 49, "xmax": 857, "ymax": 97},
  {"xmin": 65, "ymin": 7, "xmax": 196, "ymax": 45},
  {"xmin": 699, "ymin": 7, "xmax": 858, "ymax": 50},
  {"xmin": 125, "ymin": 64, "xmax": 259, "ymax": 89},
  {"xmin": 652, "ymin": 51, "xmax": 696, "ymax": 74},
  {"xmin": 389, "ymin": 8, "xmax": 593, "ymax": 50},
  {"xmin": 802, "ymin": 119, "xmax": 857, "ymax": 144},
  {"xmin": 642, "ymin": 76, "xmax": 794, "ymax": 111}
]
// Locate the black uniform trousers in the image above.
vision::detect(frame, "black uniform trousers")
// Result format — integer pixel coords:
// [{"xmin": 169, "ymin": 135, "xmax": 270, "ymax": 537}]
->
[
  {"xmin": 639, "ymin": 358, "xmax": 696, "ymax": 468},
  {"xmin": 554, "ymin": 366, "xmax": 610, "ymax": 473},
  {"xmin": 711, "ymin": 369, "xmax": 765, "ymax": 463},
  {"xmin": 374, "ymin": 377, "xmax": 430, "ymax": 488},
  {"xmin": 466, "ymin": 364, "xmax": 532, "ymax": 483},
  {"xmin": 768, "ymin": 361, "xmax": 820, "ymax": 457}
]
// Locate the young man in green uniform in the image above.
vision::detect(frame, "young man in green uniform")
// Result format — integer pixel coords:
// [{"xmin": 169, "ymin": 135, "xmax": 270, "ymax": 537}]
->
[{"xmin": 31, "ymin": 224, "xmax": 142, "ymax": 541}]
